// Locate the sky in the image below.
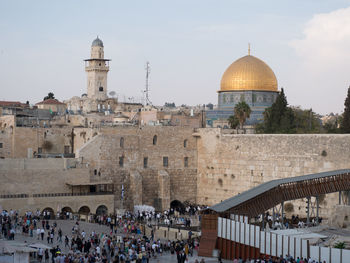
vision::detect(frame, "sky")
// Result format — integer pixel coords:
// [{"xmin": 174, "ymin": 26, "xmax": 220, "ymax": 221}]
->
[{"xmin": 1, "ymin": 0, "xmax": 350, "ymax": 114}]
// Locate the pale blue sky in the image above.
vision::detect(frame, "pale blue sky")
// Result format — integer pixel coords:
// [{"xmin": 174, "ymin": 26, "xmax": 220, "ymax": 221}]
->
[{"xmin": 1, "ymin": 0, "xmax": 350, "ymax": 114}]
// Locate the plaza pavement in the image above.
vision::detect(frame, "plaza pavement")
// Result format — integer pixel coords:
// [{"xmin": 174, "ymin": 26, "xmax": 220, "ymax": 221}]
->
[{"xmin": 3, "ymin": 220, "xmax": 230, "ymax": 263}]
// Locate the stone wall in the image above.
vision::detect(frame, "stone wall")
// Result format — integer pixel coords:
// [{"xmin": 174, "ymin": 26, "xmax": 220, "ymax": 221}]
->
[
  {"xmin": 3, "ymin": 125, "xmax": 350, "ymax": 218},
  {"xmin": 0, "ymin": 158, "xmax": 116, "ymax": 215},
  {"xmin": 0, "ymin": 126, "xmax": 73, "ymax": 158},
  {"xmin": 0, "ymin": 159, "xmax": 89, "ymax": 195},
  {"xmin": 196, "ymin": 129, "xmax": 350, "ymax": 217},
  {"xmin": 77, "ymin": 126, "xmax": 198, "ymax": 210},
  {"xmin": 0, "ymin": 194, "xmax": 114, "ymax": 216},
  {"xmin": 0, "ymin": 127, "xmax": 13, "ymax": 159}
]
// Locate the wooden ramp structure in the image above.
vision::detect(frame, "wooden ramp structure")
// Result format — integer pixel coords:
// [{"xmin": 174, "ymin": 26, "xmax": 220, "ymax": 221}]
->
[{"xmin": 199, "ymin": 169, "xmax": 350, "ymax": 259}]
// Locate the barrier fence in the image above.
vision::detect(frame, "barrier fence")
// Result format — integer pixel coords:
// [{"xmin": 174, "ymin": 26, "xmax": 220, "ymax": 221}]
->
[{"xmin": 217, "ymin": 216, "xmax": 350, "ymax": 262}]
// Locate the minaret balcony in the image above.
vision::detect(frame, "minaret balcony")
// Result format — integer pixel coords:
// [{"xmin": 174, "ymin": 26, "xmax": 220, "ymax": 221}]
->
[{"xmin": 85, "ymin": 66, "xmax": 109, "ymax": 71}]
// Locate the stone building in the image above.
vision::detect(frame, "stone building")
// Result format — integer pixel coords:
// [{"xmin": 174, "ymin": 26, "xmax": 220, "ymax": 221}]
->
[
  {"xmin": 206, "ymin": 48, "xmax": 279, "ymax": 127},
  {"xmin": 64, "ymin": 37, "xmax": 119, "ymax": 114},
  {"xmin": 85, "ymin": 37, "xmax": 110, "ymax": 100},
  {"xmin": 0, "ymin": 158, "xmax": 114, "ymax": 217},
  {"xmin": 35, "ymin": 99, "xmax": 67, "ymax": 114}
]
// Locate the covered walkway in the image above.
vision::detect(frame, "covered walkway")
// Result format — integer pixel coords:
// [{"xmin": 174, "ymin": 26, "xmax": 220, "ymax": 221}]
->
[{"xmin": 208, "ymin": 169, "xmax": 350, "ymax": 218}]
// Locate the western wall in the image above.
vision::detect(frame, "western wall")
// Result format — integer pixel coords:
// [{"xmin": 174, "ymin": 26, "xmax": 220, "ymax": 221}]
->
[{"xmin": 196, "ymin": 128, "xmax": 350, "ymax": 217}]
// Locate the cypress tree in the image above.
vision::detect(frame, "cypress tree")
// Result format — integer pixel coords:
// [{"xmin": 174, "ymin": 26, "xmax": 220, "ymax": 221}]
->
[
  {"xmin": 341, "ymin": 86, "xmax": 350, "ymax": 133},
  {"xmin": 260, "ymin": 88, "xmax": 294, "ymax": 133}
]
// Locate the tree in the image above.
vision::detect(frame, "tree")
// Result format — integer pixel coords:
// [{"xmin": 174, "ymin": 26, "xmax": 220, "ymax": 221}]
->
[
  {"xmin": 206, "ymin": 103, "xmax": 214, "ymax": 110},
  {"xmin": 334, "ymin": 242, "xmax": 346, "ymax": 249},
  {"xmin": 44, "ymin": 92, "xmax": 55, "ymax": 101},
  {"xmin": 233, "ymin": 101, "xmax": 251, "ymax": 130},
  {"xmin": 293, "ymin": 107, "xmax": 322, "ymax": 133},
  {"xmin": 257, "ymin": 88, "xmax": 295, "ymax": 133},
  {"xmin": 228, "ymin": 115, "xmax": 239, "ymax": 129},
  {"xmin": 164, "ymin": 102, "xmax": 176, "ymax": 108},
  {"xmin": 341, "ymin": 86, "xmax": 350, "ymax": 133}
]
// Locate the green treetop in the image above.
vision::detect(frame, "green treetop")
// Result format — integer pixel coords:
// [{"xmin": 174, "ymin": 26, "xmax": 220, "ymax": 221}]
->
[
  {"xmin": 341, "ymin": 86, "xmax": 350, "ymax": 133},
  {"xmin": 233, "ymin": 101, "xmax": 251, "ymax": 130}
]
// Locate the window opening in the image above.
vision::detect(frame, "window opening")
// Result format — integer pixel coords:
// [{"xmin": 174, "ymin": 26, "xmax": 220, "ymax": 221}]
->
[
  {"xmin": 153, "ymin": 135, "xmax": 157, "ymax": 145},
  {"xmin": 163, "ymin": 157, "xmax": 168, "ymax": 167}
]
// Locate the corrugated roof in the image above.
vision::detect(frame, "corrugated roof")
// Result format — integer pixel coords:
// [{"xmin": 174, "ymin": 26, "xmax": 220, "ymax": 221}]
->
[{"xmin": 209, "ymin": 169, "xmax": 350, "ymax": 213}]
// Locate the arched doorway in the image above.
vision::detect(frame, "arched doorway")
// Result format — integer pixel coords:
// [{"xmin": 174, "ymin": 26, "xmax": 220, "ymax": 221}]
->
[
  {"xmin": 170, "ymin": 200, "xmax": 185, "ymax": 214},
  {"xmin": 78, "ymin": 206, "xmax": 90, "ymax": 215},
  {"xmin": 42, "ymin": 207, "xmax": 55, "ymax": 219},
  {"xmin": 96, "ymin": 205, "xmax": 108, "ymax": 216},
  {"xmin": 61, "ymin": 207, "xmax": 73, "ymax": 219},
  {"xmin": 78, "ymin": 206, "xmax": 90, "ymax": 222}
]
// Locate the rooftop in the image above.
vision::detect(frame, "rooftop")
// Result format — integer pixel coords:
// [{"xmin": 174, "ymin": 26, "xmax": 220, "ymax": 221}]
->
[{"xmin": 36, "ymin": 99, "xmax": 66, "ymax": 105}]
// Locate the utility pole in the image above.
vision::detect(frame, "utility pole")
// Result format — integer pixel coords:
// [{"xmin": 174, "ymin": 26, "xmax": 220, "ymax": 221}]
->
[{"xmin": 144, "ymin": 61, "xmax": 151, "ymax": 105}]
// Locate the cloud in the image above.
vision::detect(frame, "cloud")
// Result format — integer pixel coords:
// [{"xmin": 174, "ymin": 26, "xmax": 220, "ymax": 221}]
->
[
  {"xmin": 289, "ymin": 7, "xmax": 350, "ymax": 114},
  {"xmin": 291, "ymin": 7, "xmax": 350, "ymax": 70}
]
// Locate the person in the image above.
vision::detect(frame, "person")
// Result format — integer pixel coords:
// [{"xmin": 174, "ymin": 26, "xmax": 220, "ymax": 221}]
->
[
  {"xmin": 38, "ymin": 248, "xmax": 43, "ymax": 262},
  {"xmin": 44, "ymin": 249, "xmax": 49, "ymax": 263},
  {"xmin": 41, "ymin": 228, "xmax": 45, "ymax": 240},
  {"xmin": 57, "ymin": 228, "xmax": 62, "ymax": 242},
  {"xmin": 218, "ymin": 250, "xmax": 222, "ymax": 263},
  {"xmin": 64, "ymin": 235, "xmax": 69, "ymax": 248},
  {"xmin": 37, "ymin": 227, "xmax": 41, "ymax": 240},
  {"xmin": 50, "ymin": 231, "xmax": 54, "ymax": 244}
]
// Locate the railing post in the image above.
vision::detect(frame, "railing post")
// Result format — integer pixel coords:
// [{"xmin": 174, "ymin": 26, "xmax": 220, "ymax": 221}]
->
[
  {"xmin": 316, "ymin": 195, "xmax": 319, "ymax": 225},
  {"xmin": 281, "ymin": 201, "xmax": 284, "ymax": 229},
  {"xmin": 306, "ymin": 197, "xmax": 310, "ymax": 225},
  {"xmin": 262, "ymin": 213, "xmax": 265, "ymax": 231}
]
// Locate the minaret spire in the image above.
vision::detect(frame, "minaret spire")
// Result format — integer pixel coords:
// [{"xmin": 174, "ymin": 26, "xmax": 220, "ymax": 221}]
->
[{"xmin": 248, "ymin": 43, "xmax": 251, "ymax": 56}]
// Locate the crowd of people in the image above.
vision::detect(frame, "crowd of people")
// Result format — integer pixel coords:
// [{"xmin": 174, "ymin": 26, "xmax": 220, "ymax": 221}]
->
[
  {"xmin": 1, "ymin": 207, "xmax": 329, "ymax": 263},
  {"xmin": 0, "ymin": 207, "xmax": 204, "ymax": 263},
  {"xmin": 255, "ymin": 213, "xmax": 323, "ymax": 231}
]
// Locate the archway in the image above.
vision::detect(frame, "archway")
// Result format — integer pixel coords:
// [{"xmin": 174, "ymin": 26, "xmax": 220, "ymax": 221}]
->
[
  {"xmin": 78, "ymin": 206, "xmax": 90, "ymax": 215},
  {"xmin": 42, "ymin": 207, "xmax": 55, "ymax": 219},
  {"xmin": 61, "ymin": 207, "xmax": 73, "ymax": 219},
  {"xmin": 78, "ymin": 206, "xmax": 90, "ymax": 222},
  {"xmin": 170, "ymin": 200, "xmax": 185, "ymax": 214},
  {"xmin": 96, "ymin": 205, "xmax": 108, "ymax": 216}
]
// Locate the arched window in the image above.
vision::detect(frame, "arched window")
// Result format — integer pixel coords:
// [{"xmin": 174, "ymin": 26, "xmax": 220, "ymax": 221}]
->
[
  {"xmin": 153, "ymin": 135, "xmax": 157, "ymax": 145},
  {"xmin": 119, "ymin": 156, "xmax": 124, "ymax": 167},
  {"xmin": 120, "ymin": 137, "xmax": 124, "ymax": 148},
  {"xmin": 184, "ymin": 139, "xmax": 188, "ymax": 148},
  {"xmin": 99, "ymin": 87, "xmax": 104, "ymax": 92}
]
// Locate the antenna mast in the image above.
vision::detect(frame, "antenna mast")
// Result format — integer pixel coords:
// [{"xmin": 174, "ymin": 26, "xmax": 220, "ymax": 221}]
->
[{"xmin": 144, "ymin": 61, "xmax": 151, "ymax": 105}]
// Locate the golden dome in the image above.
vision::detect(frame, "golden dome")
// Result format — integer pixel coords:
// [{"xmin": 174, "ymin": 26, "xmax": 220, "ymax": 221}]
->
[{"xmin": 220, "ymin": 55, "xmax": 278, "ymax": 92}]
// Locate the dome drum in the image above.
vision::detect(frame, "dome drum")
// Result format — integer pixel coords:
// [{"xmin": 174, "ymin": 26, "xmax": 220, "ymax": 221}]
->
[{"xmin": 218, "ymin": 90, "xmax": 278, "ymax": 108}]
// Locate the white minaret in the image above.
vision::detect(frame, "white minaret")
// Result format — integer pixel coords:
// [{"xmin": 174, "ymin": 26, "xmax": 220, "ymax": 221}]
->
[{"xmin": 84, "ymin": 37, "xmax": 110, "ymax": 100}]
